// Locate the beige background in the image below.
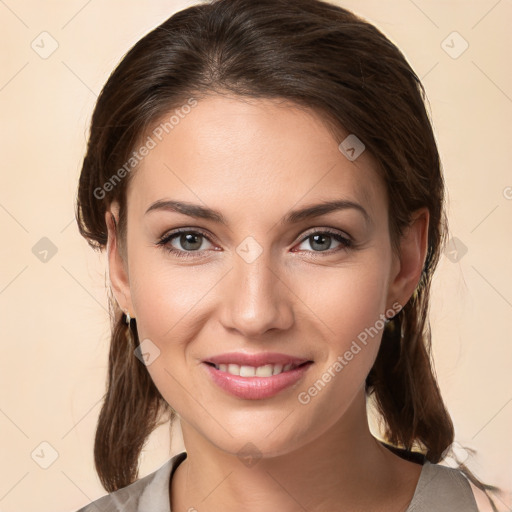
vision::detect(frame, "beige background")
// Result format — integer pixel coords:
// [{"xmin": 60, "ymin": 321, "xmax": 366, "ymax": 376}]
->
[{"xmin": 1, "ymin": 1, "xmax": 511, "ymax": 511}]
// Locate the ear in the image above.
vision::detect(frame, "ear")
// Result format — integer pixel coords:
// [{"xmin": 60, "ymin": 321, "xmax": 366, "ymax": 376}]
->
[
  {"xmin": 386, "ymin": 207, "xmax": 429, "ymax": 311},
  {"xmin": 105, "ymin": 201, "xmax": 134, "ymax": 318}
]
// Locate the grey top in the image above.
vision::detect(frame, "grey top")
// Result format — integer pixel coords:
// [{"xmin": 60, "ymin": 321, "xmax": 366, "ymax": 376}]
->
[{"xmin": 74, "ymin": 451, "xmax": 479, "ymax": 512}]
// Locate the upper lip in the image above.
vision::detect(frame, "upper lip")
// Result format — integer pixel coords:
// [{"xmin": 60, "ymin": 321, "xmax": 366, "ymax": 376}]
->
[{"xmin": 204, "ymin": 352, "xmax": 312, "ymax": 367}]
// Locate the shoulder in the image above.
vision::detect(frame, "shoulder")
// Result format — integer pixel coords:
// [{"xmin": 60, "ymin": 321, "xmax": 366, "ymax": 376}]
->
[
  {"xmin": 407, "ymin": 461, "xmax": 479, "ymax": 512},
  {"xmin": 73, "ymin": 452, "xmax": 187, "ymax": 512}
]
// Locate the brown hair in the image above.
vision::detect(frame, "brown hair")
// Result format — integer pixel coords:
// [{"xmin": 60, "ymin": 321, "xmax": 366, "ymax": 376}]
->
[{"xmin": 75, "ymin": 0, "xmax": 499, "ymax": 506}]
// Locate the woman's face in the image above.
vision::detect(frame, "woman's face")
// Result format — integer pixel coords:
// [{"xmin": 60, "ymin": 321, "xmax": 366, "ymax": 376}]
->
[{"xmin": 107, "ymin": 95, "xmax": 423, "ymax": 457}]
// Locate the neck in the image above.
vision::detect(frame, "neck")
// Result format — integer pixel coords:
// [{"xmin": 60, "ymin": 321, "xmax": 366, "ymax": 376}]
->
[{"xmin": 171, "ymin": 388, "xmax": 421, "ymax": 512}]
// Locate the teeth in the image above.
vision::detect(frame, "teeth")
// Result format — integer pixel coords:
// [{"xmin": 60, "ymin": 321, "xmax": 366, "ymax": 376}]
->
[
  {"xmin": 256, "ymin": 364, "xmax": 274, "ymax": 377},
  {"xmin": 272, "ymin": 364, "xmax": 283, "ymax": 375},
  {"xmin": 240, "ymin": 365, "xmax": 255, "ymax": 377},
  {"xmin": 214, "ymin": 362, "xmax": 298, "ymax": 377}
]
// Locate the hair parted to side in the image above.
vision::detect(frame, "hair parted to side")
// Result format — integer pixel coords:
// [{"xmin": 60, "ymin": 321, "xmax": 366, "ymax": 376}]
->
[{"xmin": 75, "ymin": 0, "xmax": 499, "ymax": 506}]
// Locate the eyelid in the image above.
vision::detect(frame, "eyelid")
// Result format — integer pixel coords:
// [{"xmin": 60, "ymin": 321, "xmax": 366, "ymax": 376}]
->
[
  {"xmin": 298, "ymin": 226, "xmax": 352, "ymax": 242},
  {"xmin": 157, "ymin": 227, "xmax": 215, "ymax": 249}
]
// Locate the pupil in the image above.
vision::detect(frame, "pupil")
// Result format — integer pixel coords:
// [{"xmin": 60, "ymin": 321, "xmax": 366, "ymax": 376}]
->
[
  {"xmin": 311, "ymin": 234, "xmax": 331, "ymax": 251},
  {"xmin": 182, "ymin": 233, "xmax": 201, "ymax": 250}
]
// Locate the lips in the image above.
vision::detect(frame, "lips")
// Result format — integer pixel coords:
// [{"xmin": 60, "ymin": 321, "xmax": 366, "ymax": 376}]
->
[{"xmin": 201, "ymin": 352, "xmax": 314, "ymax": 399}]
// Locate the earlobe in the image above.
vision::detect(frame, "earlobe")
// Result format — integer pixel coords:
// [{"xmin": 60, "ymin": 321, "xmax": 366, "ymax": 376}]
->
[
  {"xmin": 105, "ymin": 203, "xmax": 133, "ymax": 316},
  {"xmin": 387, "ymin": 207, "xmax": 429, "ymax": 310}
]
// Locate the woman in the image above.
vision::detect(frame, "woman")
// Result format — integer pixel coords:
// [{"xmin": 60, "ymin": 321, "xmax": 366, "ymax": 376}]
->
[{"xmin": 74, "ymin": 0, "xmax": 498, "ymax": 510}]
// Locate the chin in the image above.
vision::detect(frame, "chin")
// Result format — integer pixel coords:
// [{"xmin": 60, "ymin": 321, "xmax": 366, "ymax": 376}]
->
[{"xmin": 189, "ymin": 413, "xmax": 319, "ymax": 462}]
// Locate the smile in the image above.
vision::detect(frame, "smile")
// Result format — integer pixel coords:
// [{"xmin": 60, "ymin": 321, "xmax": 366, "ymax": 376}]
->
[
  {"xmin": 207, "ymin": 362, "xmax": 303, "ymax": 377},
  {"xmin": 202, "ymin": 360, "xmax": 313, "ymax": 400}
]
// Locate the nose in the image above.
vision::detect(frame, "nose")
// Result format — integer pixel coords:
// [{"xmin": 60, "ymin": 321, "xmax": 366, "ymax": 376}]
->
[{"xmin": 219, "ymin": 250, "xmax": 294, "ymax": 338}]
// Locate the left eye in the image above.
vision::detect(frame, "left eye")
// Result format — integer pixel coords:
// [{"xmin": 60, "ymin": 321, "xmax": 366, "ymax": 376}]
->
[{"xmin": 295, "ymin": 231, "xmax": 352, "ymax": 253}]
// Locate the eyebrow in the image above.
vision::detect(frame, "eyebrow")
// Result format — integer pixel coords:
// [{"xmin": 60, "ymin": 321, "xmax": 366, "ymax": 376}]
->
[{"xmin": 145, "ymin": 198, "xmax": 372, "ymax": 227}]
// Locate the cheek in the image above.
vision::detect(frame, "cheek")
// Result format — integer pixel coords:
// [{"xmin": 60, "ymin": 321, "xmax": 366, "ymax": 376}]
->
[
  {"xmin": 126, "ymin": 251, "xmax": 221, "ymax": 409},
  {"xmin": 293, "ymin": 257, "xmax": 390, "ymax": 398},
  {"xmin": 299, "ymin": 258, "xmax": 390, "ymax": 346},
  {"xmin": 128, "ymin": 246, "xmax": 220, "ymax": 339}
]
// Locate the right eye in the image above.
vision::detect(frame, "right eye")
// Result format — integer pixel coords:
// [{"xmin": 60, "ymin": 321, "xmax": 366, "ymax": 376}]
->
[{"xmin": 156, "ymin": 229, "xmax": 216, "ymax": 259}]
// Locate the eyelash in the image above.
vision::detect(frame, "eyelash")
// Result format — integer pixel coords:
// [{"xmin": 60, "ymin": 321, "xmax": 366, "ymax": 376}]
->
[{"xmin": 156, "ymin": 227, "xmax": 353, "ymax": 260}]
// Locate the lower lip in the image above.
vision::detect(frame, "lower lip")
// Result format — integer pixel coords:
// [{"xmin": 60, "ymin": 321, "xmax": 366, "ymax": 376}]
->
[{"xmin": 202, "ymin": 362, "xmax": 313, "ymax": 400}]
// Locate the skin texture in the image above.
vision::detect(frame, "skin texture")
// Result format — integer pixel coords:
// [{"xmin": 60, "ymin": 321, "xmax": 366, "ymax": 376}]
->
[{"xmin": 106, "ymin": 95, "xmax": 429, "ymax": 512}]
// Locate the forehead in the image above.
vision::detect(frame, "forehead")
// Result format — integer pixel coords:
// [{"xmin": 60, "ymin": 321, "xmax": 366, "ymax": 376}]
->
[{"xmin": 128, "ymin": 95, "xmax": 385, "ymax": 222}]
